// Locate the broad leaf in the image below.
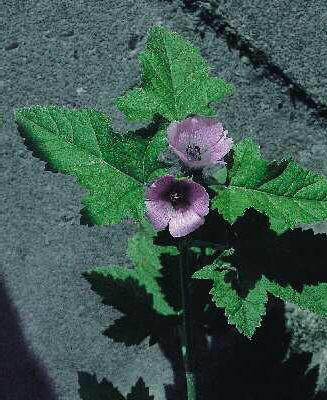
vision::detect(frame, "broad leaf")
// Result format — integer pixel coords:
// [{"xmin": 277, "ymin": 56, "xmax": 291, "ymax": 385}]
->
[
  {"xmin": 192, "ymin": 250, "xmax": 268, "ymax": 338},
  {"xmin": 262, "ymin": 276, "xmax": 327, "ymax": 318},
  {"xmin": 116, "ymin": 25, "xmax": 235, "ymax": 123},
  {"xmin": 15, "ymin": 106, "xmax": 171, "ymax": 226},
  {"xmin": 210, "ymin": 138, "xmax": 327, "ymax": 233}
]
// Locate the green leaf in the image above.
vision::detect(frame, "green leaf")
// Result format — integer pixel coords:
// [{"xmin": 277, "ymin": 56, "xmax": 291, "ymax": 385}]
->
[
  {"xmin": 116, "ymin": 25, "xmax": 235, "ymax": 123},
  {"xmin": 15, "ymin": 105, "xmax": 171, "ymax": 226},
  {"xmin": 192, "ymin": 248, "xmax": 327, "ymax": 337},
  {"xmin": 210, "ymin": 137, "xmax": 327, "ymax": 234},
  {"xmin": 262, "ymin": 276, "xmax": 327, "ymax": 318},
  {"xmin": 125, "ymin": 223, "xmax": 181, "ymax": 316},
  {"xmin": 192, "ymin": 250, "xmax": 268, "ymax": 338},
  {"xmin": 83, "ymin": 221, "xmax": 181, "ymax": 317}
]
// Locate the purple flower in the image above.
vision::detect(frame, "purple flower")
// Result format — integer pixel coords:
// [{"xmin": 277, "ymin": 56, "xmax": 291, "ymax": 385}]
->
[
  {"xmin": 145, "ymin": 175, "xmax": 209, "ymax": 238},
  {"xmin": 167, "ymin": 116, "xmax": 233, "ymax": 170}
]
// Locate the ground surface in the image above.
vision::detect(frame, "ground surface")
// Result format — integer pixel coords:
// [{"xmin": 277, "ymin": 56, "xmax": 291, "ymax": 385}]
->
[{"xmin": 1, "ymin": 0, "xmax": 327, "ymax": 399}]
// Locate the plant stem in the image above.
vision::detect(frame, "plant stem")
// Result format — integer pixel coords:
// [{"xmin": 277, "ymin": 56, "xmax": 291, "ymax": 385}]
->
[
  {"xmin": 178, "ymin": 238, "xmax": 197, "ymax": 400},
  {"xmin": 190, "ymin": 239, "xmax": 227, "ymax": 251}
]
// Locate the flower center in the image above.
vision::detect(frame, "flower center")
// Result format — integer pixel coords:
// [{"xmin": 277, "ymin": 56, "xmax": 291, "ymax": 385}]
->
[
  {"xmin": 164, "ymin": 182, "xmax": 190, "ymax": 210},
  {"xmin": 170, "ymin": 191, "xmax": 183, "ymax": 205},
  {"xmin": 186, "ymin": 144, "xmax": 202, "ymax": 161}
]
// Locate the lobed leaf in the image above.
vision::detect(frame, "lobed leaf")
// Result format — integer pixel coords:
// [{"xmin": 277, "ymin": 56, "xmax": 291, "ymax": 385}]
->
[
  {"xmin": 210, "ymin": 137, "xmax": 327, "ymax": 233},
  {"xmin": 192, "ymin": 248, "xmax": 327, "ymax": 338},
  {"xmin": 116, "ymin": 25, "xmax": 235, "ymax": 123},
  {"xmin": 192, "ymin": 250, "xmax": 268, "ymax": 338},
  {"xmin": 15, "ymin": 105, "xmax": 171, "ymax": 226}
]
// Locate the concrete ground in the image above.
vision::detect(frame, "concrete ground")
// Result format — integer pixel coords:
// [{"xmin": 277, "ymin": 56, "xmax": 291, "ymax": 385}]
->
[{"xmin": 1, "ymin": 0, "xmax": 327, "ymax": 399}]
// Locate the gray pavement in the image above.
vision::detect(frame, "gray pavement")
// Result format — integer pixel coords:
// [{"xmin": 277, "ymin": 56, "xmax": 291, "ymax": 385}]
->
[
  {"xmin": 201, "ymin": 0, "xmax": 327, "ymax": 106},
  {"xmin": 1, "ymin": 0, "xmax": 327, "ymax": 399}
]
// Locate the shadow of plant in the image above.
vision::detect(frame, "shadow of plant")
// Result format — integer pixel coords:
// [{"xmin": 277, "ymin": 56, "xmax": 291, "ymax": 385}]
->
[
  {"xmin": 77, "ymin": 372, "xmax": 154, "ymax": 399},
  {"xmin": 224, "ymin": 208, "xmax": 327, "ymax": 296},
  {"xmin": 76, "ymin": 299, "xmax": 324, "ymax": 400},
  {"xmin": 81, "ymin": 272, "xmax": 181, "ymax": 347},
  {"xmin": 81, "ymin": 205, "xmax": 327, "ymax": 399},
  {"xmin": 161, "ymin": 299, "xmax": 323, "ymax": 400}
]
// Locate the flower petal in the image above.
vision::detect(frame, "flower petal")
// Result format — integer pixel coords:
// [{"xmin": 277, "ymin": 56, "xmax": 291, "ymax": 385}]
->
[
  {"xmin": 145, "ymin": 199, "xmax": 173, "ymax": 230},
  {"xmin": 169, "ymin": 208, "xmax": 206, "ymax": 237},
  {"xmin": 210, "ymin": 136, "xmax": 234, "ymax": 162},
  {"xmin": 168, "ymin": 116, "xmax": 232, "ymax": 170},
  {"xmin": 167, "ymin": 122, "xmax": 179, "ymax": 148},
  {"xmin": 145, "ymin": 174, "xmax": 210, "ymax": 237},
  {"xmin": 192, "ymin": 123, "xmax": 225, "ymax": 149},
  {"xmin": 187, "ymin": 181, "xmax": 210, "ymax": 216},
  {"xmin": 167, "ymin": 117, "xmax": 217, "ymax": 150},
  {"xmin": 178, "ymin": 116, "xmax": 217, "ymax": 133}
]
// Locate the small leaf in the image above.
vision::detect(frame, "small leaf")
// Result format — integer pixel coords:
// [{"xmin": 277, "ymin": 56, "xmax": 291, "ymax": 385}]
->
[
  {"xmin": 116, "ymin": 25, "xmax": 235, "ymax": 123},
  {"xmin": 192, "ymin": 251, "xmax": 268, "ymax": 338},
  {"xmin": 15, "ymin": 106, "xmax": 171, "ymax": 226},
  {"xmin": 211, "ymin": 137, "xmax": 327, "ymax": 233}
]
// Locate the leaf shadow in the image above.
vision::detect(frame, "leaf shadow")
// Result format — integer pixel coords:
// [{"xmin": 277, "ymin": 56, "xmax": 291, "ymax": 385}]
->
[
  {"xmin": 153, "ymin": 207, "xmax": 233, "ymax": 249},
  {"xmin": 82, "ymin": 206, "xmax": 231, "ymax": 349},
  {"xmin": 161, "ymin": 298, "xmax": 324, "ymax": 400},
  {"xmin": 124, "ymin": 113, "xmax": 169, "ymax": 139},
  {"xmin": 152, "ymin": 211, "xmax": 326, "ymax": 399},
  {"xmin": 77, "ymin": 372, "xmax": 154, "ymax": 400},
  {"xmin": 82, "ymin": 220, "xmax": 326, "ymax": 399},
  {"xmin": 220, "ymin": 208, "xmax": 327, "ymax": 297},
  {"xmin": 82, "ymin": 271, "xmax": 181, "ymax": 347}
]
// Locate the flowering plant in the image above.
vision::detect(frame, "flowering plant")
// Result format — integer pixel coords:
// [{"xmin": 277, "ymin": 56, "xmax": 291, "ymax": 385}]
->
[{"xmin": 15, "ymin": 26, "xmax": 327, "ymax": 399}]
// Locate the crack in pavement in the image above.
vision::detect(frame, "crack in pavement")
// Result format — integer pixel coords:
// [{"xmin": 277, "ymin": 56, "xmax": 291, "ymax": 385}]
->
[{"xmin": 177, "ymin": 0, "xmax": 327, "ymax": 121}]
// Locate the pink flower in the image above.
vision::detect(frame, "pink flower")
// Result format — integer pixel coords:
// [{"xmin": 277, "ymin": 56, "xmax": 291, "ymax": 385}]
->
[
  {"xmin": 167, "ymin": 116, "xmax": 233, "ymax": 170},
  {"xmin": 145, "ymin": 175, "xmax": 209, "ymax": 238}
]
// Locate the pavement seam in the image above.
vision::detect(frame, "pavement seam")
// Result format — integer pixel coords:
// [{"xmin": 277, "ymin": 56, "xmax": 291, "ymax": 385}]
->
[{"xmin": 175, "ymin": 0, "xmax": 327, "ymax": 123}]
